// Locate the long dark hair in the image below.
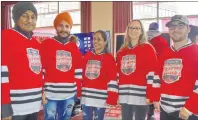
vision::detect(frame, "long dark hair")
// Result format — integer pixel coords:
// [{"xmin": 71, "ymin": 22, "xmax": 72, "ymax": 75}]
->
[{"xmin": 93, "ymin": 30, "xmax": 109, "ymax": 53}]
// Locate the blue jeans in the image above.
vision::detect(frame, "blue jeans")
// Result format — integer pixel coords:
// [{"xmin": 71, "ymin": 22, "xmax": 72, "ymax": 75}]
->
[
  {"xmin": 82, "ymin": 104, "xmax": 106, "ymax": 120},
  {"xmin": 44, "ymin": 96, "xmax": 75, "ymax": 120}
]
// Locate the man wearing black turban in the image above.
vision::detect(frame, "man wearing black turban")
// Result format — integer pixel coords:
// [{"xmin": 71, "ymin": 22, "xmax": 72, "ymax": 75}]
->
[{"xmin": 1, "ymin": 2, "xmax": 42, "ymax": 120}]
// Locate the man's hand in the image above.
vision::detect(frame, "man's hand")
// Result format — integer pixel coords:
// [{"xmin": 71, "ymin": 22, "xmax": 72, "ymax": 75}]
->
[
  {"xmin": 146, "ymin": 99, "xmax": 151, "ymax": 104},
  {"xmin": 42, "ymin": 93, "xmax": 48, "ymax": 105},
  {"xmin": 2, "ymin": 116, "xmax": 12, "ymax": 120},
  {"xmin": 179, "ymin": 107, "xmax": 190, "ymax": 120},
  {"xmin": 153, "ymin": 102, "xmax": 160, "ymax": 112},
  {"xmin": 117, "ymin": 100, "xmax": 120, "ymax": 106}
]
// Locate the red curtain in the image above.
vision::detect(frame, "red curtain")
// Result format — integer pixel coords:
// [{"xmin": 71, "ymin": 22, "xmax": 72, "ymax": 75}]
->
[
  {"xmin": 1, "ymin": 2, "xmax": 17, "ymax": 30},
  {"xmin": 113, "ymin": 2, "xmax": 132, "ymax": 34},
  {"xmin": 81, "ymin": 1, "xmax": 91, "ymax": 33},
  {"xmin": 1, "ymin": 1, "xmax": 18, "ymax": 6}
]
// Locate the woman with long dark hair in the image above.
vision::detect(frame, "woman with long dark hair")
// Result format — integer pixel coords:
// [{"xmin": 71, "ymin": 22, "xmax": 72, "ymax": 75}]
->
[{"xmin": 81, "ymin": 30, "xmax": 118, "ymax": 120}]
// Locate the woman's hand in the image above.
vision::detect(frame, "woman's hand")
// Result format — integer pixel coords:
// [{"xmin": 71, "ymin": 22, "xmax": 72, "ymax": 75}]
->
[{"xmin": 42, "ymin": 93, "xmax": 48, "ymax": 105}]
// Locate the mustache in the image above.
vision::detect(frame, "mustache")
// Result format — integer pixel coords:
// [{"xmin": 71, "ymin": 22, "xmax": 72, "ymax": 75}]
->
[{"xmin": 59, "ymin": 31, "xmax": 70, "ymax": 34}]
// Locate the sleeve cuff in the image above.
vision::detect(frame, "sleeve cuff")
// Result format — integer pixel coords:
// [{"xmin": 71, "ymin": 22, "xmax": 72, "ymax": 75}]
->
[{"xmin": 1, "ymin": 103, "xmax": 13, "ymax": 118}]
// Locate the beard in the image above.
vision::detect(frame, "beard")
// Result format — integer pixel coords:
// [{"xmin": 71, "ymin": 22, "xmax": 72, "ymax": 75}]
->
[
  {"xmin": 171, "ymin": 36, "xmax": 182, "ymax": 43},
  {"xmin": 170, "ymin": 32, "xmax": 185, "ymax": 43},
  {"xmin": 57, "ymin": 31, "xmax": 70, "ymax": 38}
]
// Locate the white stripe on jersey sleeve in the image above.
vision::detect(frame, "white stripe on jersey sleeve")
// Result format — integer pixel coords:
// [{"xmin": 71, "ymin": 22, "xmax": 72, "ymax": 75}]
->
[{"xmin": 1, "ymin": 66, "xmax": 9, "ymax": 83}]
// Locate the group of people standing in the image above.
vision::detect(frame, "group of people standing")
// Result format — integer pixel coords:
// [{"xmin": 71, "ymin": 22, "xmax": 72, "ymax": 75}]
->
[{"xmin": 1, "ymin": 2, "xmax": 198, "ymax": 120}]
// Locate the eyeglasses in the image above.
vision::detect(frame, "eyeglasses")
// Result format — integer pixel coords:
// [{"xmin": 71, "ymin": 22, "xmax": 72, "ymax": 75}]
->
[
  {"xmin": 128, "ymin": 27, "xmax": 141, "ymax": 31},
  {"xmin": 168, "ymin": 24, "xmax": 186, "ymax": 30}
]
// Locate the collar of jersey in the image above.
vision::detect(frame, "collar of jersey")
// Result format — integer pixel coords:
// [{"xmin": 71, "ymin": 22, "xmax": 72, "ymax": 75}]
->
[
  {"xmin": 11, "ymin": 28, "xmax": 33, "ymax": 40},
  {"xmin": 51, "ymin": 37, "xmax": 70, "ymax": 45},
  {"xmin": 128, "ymin": 42, "xmax": 138, "ymax": 49},
  {"xmin": 171, "ymin": 39, "xmax": 193, "ymax": 51},
  {"xmin": 91, "ymin": 49, "xmax": 106, "ymax": 55}
]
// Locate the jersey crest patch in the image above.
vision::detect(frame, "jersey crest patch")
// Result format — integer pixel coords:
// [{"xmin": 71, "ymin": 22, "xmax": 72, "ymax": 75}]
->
[
  {"xmin": 121, "ymin": 55, "xmax": 136, "ymax": 75},
  {"xmin": 85, "ymin": 60, "xmax": 101, "ymax": 80},
  {"xmin": 56, "ymin": 50, "xmax": 72, "ymax": 72},
  {"xmin": 162, "ymin": 59, "xmax": 183, "ymax": 84},
  {"xmin": 27, "ymin": 48, "xmax": 41, "ymax": 74}
]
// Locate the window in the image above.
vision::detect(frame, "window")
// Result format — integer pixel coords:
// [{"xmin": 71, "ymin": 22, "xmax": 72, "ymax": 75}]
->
[
  {"xmin": 11, "ymin": 2, "xmax": 81, "ymax": 34},
  {"xmin": 35, "ymin": 2, "xmax": 58, "ymax": 28},
  {"xmin": 133, "ymin": 2, "xmax": 157, "ymax": 19},
  {"xmin": 159, "ymin": 2, "xmax": 198, "ymax": 16},
  {"xmin": 133, "ymin": 2, "xmax": 198, "ymax": 32},
  {"xmin": 141, "ymin": 19, "xmax": 157, "ymax": 31}
]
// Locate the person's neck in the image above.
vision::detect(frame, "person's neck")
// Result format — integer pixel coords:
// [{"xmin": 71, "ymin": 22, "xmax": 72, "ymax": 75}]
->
[
  {"xmin": 95, "ymin": 48, "xmax": 104, "ymax": 54},
  {"xmin": 130, "ymin": 39, "xmax": 138, "ymax": 47},
  {"xmin": 14, "ymin": 26, "xmax": 32, "ymax": 39},
  {"xmin": 173, "ymin": 38, "xmax": 189, "ymax": 50},
  {"xmin": 54, "ymin": 35, "xmax": 70, "ymax": 44}
]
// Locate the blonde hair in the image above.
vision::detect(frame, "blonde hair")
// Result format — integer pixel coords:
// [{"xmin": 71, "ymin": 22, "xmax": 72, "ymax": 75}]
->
[{"xmin": 120, "ymin": 20, "xmax": 148, "ymax": 51}]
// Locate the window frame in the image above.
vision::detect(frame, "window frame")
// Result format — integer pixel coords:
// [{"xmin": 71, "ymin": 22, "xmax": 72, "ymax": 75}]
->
[
  {"xmin": 10, "ymin": 1, "xmax": 81, "ymax": 33},
  {"xmin": 132, "ymin": 1, "xmax": 198, "ymax": 32}
]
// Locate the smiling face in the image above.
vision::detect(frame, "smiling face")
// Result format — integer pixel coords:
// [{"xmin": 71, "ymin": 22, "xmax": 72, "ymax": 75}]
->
[
  {"xmin": 168, "ymin": 22, "xmax": 190, "ymax": 43},
  {"xmin": 17, "ymin": 10, "xmax": 37, "ymax": 32},
  {"xmin": 93, "ymin": 32, "xmax": 106, "ymax": 52},
  {"xmin": 127, "ymin": 20, "xmax": 142, "ymax": 41}
]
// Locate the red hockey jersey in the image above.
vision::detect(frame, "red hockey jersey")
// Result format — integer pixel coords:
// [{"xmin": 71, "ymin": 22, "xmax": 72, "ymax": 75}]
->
[
  {"xmin": 40, "ymin": 38, "xmax": 82, "ymax": 100},
  {"xmin": 117, "ymin": 43, "xmax": 158, "ymax": 105},
  {"xmin": 81, "ymin": 51, "xmax": 118, "ymax": 107},
  {"xmin": 149, "ymin": 42, "xmax": 198, "ymax": 114},
  {"xmin": 1, "ymin": 29, "xmax": 43, "ymax": 116}
]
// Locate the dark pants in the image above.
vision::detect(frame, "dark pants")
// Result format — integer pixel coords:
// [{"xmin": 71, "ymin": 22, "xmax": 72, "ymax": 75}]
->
[
  {"xmin": 12, "ymin": 112, "xmax": 38, "ymax": 120},
  {"xmin": 189, "ymin": 114, "xmax": 198, "ymax": 120},
  {"xmin": 161, "ymin": 107, "xmax": 198, "ymax": 120},
  {"xmin": 82, "ymin": 104, "xmax": 106, "ymax": 120},
  {"xmin": 121, "ymin": 104, "xmax": 148, "ymax": 120},
  {"xmin": 147, "ymin": 104, "xmax": 155, "ymax": 120},
  {"xmin": 160, "ymin": 107, "xmax": 181, "ymax": 120}
]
